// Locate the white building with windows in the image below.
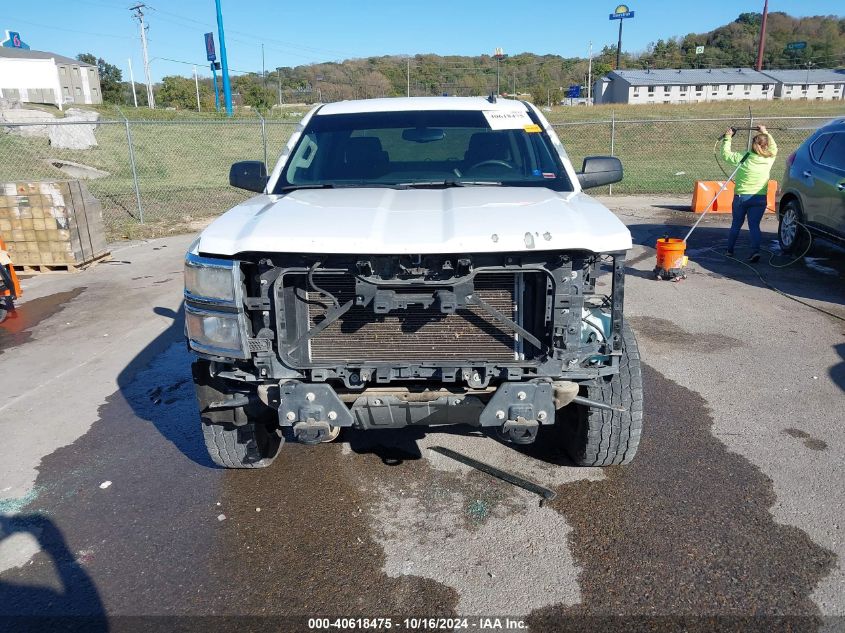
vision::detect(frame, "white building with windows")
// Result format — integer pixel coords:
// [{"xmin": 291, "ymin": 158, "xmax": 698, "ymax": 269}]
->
[
  {"xmin": 0, "ymin": 47, "xmax": 103, "ymax": 109},
  {"xmin": 593, "ymin": 68, "xmax": 777, "ymax": 105},
  {"xmin": 761, "ymin": 69, "xmax": 845, "ymax": 101}
]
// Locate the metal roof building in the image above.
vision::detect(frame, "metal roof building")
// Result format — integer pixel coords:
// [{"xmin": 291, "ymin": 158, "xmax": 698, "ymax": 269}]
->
[
  {"xmin": 594, "ymin": 67, "xmax": 844, "ymax": 104},
  {"xmin": 0, "ymin": 47, "xmax": 103, "ymax": 109},
  {"xmin": 760, "ymin": 69, "xmax": 845, "ymax": 100},
  {"xmin": 594, "ymin": 68, "xmax": 777, "ymax": 104}
]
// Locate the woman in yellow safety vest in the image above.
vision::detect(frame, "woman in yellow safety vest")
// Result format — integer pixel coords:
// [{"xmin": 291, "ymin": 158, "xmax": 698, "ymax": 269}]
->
[{"xmin": 720, "ymin": 125, "xmax": 777, "ymax": 263}]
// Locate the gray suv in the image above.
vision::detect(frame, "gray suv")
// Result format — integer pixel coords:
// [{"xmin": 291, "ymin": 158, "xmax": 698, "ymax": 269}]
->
[{"xmin": 778, "ymin": 118, "xmax": 845, "ymax": 253}]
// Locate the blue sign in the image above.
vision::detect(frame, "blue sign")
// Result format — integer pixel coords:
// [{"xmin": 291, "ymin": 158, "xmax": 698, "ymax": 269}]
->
[
  {"xmin": 567, "ymin": 85, "xmax": 581, "ymax": 98},
  {"xmin": 1, "ymin": 30, "xmax": 30, "ymax": 50},
  {"xmin": 204, "ymin": 32, "xmax": 217, "ymax": 62},
  {"xmin": 786, "ymin": 41, "xmax": 806, "ymax": 50}
]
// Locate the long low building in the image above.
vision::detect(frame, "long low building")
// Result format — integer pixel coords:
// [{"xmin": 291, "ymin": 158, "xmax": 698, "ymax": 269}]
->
[
  {"xmin": 761, "ymin": 69, "xmax": 845, "ymax": 101},
  {"xmin": 594, "ymin": 68, "xmax": 844, "ymax": 104},
  {"xmin": 0, "ymin": 47, "xmax": 103, "ymax": 109}
]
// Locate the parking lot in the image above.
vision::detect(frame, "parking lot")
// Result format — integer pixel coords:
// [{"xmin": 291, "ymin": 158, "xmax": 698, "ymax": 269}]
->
[{"xmin": 1, "ymin": 197, "xmax": 843, "ymax": 632}]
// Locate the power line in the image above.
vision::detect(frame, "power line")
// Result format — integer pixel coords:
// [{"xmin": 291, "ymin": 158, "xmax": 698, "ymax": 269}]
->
[{"xmin": 3, "ymin": 15, "xmax": 132, "ymax": 40}]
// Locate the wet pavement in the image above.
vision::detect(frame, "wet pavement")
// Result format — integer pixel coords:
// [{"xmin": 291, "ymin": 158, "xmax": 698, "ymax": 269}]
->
[{"xmin": 1, "ymin": 204, "xmax": 844, "ymax": 632}]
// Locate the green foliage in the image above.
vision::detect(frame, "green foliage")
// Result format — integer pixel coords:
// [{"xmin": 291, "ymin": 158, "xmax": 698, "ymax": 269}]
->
[
  {"xmin": 76, "ymin": 53, "xmax": 123, "ymax": 103},
  {"xmin": 639, "ymin": 12, "xmax": 845, "ymax": 70},
  {"xmin": 87, "ymin": 12, "xmax": 839, "ymax": 112},
  {"xmin": 233, "ymin": 77, "xmax": 276, "ymax": 109},
  {"xmin": 157, "ymin": 75, "xmax": 206, "ymax": 110}
]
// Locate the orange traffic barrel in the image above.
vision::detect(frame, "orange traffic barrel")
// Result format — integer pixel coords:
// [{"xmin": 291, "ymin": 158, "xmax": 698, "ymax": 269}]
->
[
  {"xmin": 691, "ymin": 180, "xmax": 734, "ymax": 213},
  {"xmin": 654, "ymin": 237, "xmax": 688, "ymax": 280},
  {"xmin": 691, "ymin": 180, "xmax": 777, "ymax": 214}
]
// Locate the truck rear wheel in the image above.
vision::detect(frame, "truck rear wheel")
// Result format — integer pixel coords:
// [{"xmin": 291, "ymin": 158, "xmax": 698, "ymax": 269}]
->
[
  {"xmin": 559, "ymin": 322, "xmax": 644, "ymax": 466},
  {"xmin": 193, "ymin": 361, "xmax": 282, "ymax": 469}
]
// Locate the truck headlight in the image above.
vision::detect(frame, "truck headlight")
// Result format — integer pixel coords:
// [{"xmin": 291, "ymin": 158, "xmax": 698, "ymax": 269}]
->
[
  {"xmin": 185, "ymin": 305, "xmax": 248, "ymax": 358},
  {"xmin": 185, "ymin": 253, "xmax": 238, "ymax": 305}
]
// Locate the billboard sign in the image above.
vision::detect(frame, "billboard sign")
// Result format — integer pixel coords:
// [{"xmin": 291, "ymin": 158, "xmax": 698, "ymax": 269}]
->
[
  {"xmin": 204, "ymin": 32, "xmax": 217, "ymax": 62},
  {"xmin": 609, "ymin": 4, "xmax": 634, "ymax": 19},
  {"xmin": 786, "ymin": 41, "xmax": 807, "ymax": 51},
  {"xmin": 2, "ymin": 30, "xmax": 30, "ymax": 50},
  {"xmin": 567, "ymin": 85, "xmax": 581, "ymax": 98},
  {"xmin": 695, "ymin": 45, "xmax": 705, "ymax": 55}
]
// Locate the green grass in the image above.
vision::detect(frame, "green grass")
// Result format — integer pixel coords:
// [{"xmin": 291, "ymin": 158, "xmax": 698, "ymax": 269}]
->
[
  {"xmin": 543, "ymin": 99, "xmax": 845, "ymax": 122},
  {"xmin": 1, "ymin": 100, "xmax": 841, "ymax": 239},
  {"xmin": 0, "ymin": 118, "xmax": 298, "ymax": 238}
]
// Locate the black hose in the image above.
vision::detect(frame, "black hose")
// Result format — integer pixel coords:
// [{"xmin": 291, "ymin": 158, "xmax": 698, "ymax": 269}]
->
[{"xmin": 307, "ymin": 261, "xmax": 340, "ymax": 310}]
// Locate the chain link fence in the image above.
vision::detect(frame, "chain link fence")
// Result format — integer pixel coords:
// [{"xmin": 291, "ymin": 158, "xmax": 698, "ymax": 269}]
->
[
  {"xmin": 0, "ymin": 116, "xmax": 297, "ymax": 240},
  {"xmin": 552, "ymin": 114, "xmax": 836, "ymax": 195},
  {"xmin": 1, "ymin": 113, "xmax": 837, "ymax": 240}
]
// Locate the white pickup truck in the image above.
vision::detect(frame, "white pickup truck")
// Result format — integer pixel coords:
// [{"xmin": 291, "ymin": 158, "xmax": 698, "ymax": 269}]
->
[{"xmin": 184, "ymin": 96, "xmax": 643, "ymax": 468}]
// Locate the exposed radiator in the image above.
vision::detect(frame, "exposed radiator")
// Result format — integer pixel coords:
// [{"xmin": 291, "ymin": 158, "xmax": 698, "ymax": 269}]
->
[{"xmin": 302, "ymin": 273, "xmax": 518, "ymax": 362}]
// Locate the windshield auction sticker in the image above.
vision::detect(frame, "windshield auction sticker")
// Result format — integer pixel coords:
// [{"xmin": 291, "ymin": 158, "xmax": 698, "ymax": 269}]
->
[{"xmin": 483, "ymin": 110, "xmax": 535, "ymax": 130}]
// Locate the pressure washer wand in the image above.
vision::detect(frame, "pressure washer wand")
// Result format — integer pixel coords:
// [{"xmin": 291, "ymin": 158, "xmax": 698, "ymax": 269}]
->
[{"xmin": 683, "ymin": 153, "xmax": 750, "ymax": 243}]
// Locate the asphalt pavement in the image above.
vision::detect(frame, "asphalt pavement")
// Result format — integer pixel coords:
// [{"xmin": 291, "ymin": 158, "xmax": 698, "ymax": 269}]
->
[{"xmin": 1, "ymin": 199, "xmax": 843, "ymax": 633}]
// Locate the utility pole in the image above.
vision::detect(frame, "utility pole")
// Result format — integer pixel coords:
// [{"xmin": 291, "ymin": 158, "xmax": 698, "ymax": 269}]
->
[
  {"xmin": 211, "ymin": 63, "xmax": 220, "ymax": 111},
  {"xmin": 193, "ymin": 65, "xmax": 201, "ymax": 111},
  {"xmin": 493, "ymin": 48, "xmax": 506, "ymax": 95},
  {"xmin": 587, "ymin": 41, "xmax": 593, "ymax": 105},
  {"xmin": 130, "ymin": 4, "xmax": 155, "ymax": 109},
  {"xmin": 127, "ymin": 57, "xmax": 138, "ymax": 107},
  {"xmin": 278, "ymin": 72, "xmax": 282, "ymax": 106},
  {"xmin": 407, "ymin": 57, "xmax": 410, "ymax": 97},
  {"xmin": 261, "ymin": 43, "xmax": 266, "ymax": 88},
  {"xmin": 755, "ymin": 0, "xmax": 769, "ymax": 71},
  {"xmin": 214, "ymin": 0, "xmax": 233, "ymax": 116}
]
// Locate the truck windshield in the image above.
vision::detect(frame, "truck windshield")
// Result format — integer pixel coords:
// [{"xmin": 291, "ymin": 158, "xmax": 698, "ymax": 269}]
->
[{"xmin": 273, "ymin": 109, "xmax": 573, "ymax": 192}]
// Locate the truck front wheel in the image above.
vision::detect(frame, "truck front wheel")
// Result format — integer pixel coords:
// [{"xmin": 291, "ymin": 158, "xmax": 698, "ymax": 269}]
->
[
  {"xmin": 559, "ymin": 322, "xmax": 644, "ymax": 466},
  {"xmin": 192, "ymin": 361, "xmax": 282, "ymax": 469}
]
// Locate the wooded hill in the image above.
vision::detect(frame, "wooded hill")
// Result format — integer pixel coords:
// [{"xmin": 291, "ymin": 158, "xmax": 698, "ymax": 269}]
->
[
  {"xmin": 95, "ymin": 12, "xmax": 844, "ymax": 108},
  {"xmin": 260, "ymin": 12, "xmax": 843, "ymax": 106}
]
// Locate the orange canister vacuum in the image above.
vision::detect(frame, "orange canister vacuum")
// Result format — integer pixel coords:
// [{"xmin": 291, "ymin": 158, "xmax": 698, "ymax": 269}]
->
[{"xmin": 654, "ymin": 151, "xmax": 751, "ymax": 281}]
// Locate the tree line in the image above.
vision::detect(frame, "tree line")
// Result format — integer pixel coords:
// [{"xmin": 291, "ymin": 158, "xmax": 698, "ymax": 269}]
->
[{"xmin": 78, "ymin": 12, "xmax": 843, "ymax": 110}]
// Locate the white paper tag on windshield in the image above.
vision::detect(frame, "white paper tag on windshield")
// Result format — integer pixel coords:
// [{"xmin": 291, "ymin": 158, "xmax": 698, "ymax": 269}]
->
[{"xmin": 483, "ymin": 110, "xmax": 534, "ymax": 130}]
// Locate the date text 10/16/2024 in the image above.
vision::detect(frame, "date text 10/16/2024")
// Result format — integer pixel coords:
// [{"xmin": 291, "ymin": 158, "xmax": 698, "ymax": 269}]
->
[{"xmin": 307, "ymin": 617, "xmax": 528, "ymax": 630}]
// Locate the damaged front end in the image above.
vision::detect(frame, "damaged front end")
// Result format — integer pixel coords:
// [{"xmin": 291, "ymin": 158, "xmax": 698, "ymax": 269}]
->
[{"xmin": 186, "ymin": 250, "xmax": 626, "ymax": 444}]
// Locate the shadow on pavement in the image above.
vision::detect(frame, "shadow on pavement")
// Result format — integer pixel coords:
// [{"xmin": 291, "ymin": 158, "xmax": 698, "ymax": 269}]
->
[
  {"xmin": 344, "ymin": 424, "xmax": 492, "ymax": 465},
  {"xmin": 627, "ymin": 223, "xmax": 845, "ymax": 307},
  {"xmin": 832, "ymin": 343, "xmax": 845, "ymax": 393},
  {"xmin": 0, "ymin": 514, "xmax": 107, "ymax": 632},
  {"xmin": 114, "ymin": 303, "xmax": 217, "ymax": 469}
]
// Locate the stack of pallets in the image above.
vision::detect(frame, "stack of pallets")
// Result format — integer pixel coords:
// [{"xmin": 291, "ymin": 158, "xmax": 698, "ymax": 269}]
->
[{"xmin": 0, "ymin": 180, "xmax": 110, "ymax": 273}]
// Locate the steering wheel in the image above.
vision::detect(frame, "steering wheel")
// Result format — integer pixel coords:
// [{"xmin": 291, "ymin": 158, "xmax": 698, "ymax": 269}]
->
[{"xmin": 467, "ymin": 159, "xmax": 516, "ymax": 172}]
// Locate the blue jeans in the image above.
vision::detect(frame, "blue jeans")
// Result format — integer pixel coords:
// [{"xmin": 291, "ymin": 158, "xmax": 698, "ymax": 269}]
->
[{"xmin": 727, "ymin": 194, "xmax": 767, "ymax": 253}]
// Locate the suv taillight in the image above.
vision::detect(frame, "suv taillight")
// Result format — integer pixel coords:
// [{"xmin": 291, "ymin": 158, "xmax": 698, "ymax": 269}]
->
[{"xmin": 786, "ymin": 152, "xmax": 796, "ymax": 168}]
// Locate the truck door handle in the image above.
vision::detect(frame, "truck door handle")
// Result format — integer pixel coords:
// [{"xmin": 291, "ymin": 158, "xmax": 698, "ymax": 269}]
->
[{"xmin": 802, "ymin": 170, "xmax": 812, "ymax": 178}]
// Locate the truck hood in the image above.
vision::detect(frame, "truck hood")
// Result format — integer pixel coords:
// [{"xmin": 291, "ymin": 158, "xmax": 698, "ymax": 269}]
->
[{"xmin": 197, "ymin": 187, "xmax": 632, "ymax": 256}]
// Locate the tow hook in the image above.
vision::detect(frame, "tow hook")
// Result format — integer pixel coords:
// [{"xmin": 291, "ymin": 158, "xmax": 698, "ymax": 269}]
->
[
  {"xmin": 293, "ymin": 420, "xmax": 333, "ymax": 445},
  {"xmin": 500, "ymin": 416, "xmax": 539, "ymax": 445}
]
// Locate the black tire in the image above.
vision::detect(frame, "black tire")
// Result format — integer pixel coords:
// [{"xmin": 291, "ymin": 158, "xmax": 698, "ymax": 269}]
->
[
  {"xmin": 559, "ymin": 322, "xmax": 644, "ymax": 466},
  {"xmin": 192, "ymin": 361, "xmax": 282, "ymax": 469},
  {"xmin": 778, "ymin": 199, "xmax": 810, "ymax": 255}
]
